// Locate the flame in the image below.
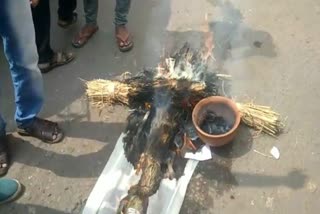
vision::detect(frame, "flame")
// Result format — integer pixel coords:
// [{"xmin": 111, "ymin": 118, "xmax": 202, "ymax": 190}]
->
[
  {"xmin": 156, "ymin": 63, "xmax": 167, "ymax": 77},
  {"xmin": 144, "ymin": 102, "xmax": 151, "ymax": 110},
  {"xmin": 202, "ymin": 13, "xmax": 215, "ymax": 61}
]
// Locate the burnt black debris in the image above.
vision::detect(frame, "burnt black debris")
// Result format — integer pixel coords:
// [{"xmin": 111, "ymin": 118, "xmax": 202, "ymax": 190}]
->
[
  {"xmin": 185, "ymin": 122, "xmax": 199, "ymax": 141},
  {"xmin": 200, "ymin": 111, "xmax": 232, "ymax": 135}
]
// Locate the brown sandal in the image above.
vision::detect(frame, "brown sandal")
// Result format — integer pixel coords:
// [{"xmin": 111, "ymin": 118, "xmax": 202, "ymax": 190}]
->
[
  {"xmin": 72, "ymin": 25, "xmax": 99, "ymax": 48},
  {"xmin": 0, "ymin": 136, "xmax": 9, "ymax": 176},
  {"xmin": 116, "ymin": 25, "xmax": 134, "ymax": 52}
]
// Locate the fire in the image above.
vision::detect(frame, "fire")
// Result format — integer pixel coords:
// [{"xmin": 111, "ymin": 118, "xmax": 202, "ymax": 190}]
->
[
  {"xmin": 156, "ymin": 63, "xmax": 167, "ymax": 77},
  {"xmin": 202, "ymin": 13, "xmax": 214, "ymax": 61},
  {"xmin": 144, "ymin": 102, "xmax": 151, "ymax": 110}
]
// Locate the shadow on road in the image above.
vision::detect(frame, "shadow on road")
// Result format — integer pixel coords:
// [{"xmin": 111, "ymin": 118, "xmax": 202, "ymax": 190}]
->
[
  {"xmin": 8, "ymin": 133, "xmax": 118, "ymax": 178},
  {"xmin": 1, "ymin": 203, "xmax": 69, "ymax": 214}
]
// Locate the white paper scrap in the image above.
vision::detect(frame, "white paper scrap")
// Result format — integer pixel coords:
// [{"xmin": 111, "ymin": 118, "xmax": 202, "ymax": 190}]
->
[
  {"xmin": 270, "ymin": 146, "xmax": 280, "ymax": 160},
  {"xmin": 184, "ymin": 144, "xmax": 212, "ymax": 161}
]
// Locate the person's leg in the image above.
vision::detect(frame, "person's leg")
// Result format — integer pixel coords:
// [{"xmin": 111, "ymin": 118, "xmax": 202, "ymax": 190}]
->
[
  {"xmin": 0, "ymin": 179, "xmax": 22, "ymax": 204},
  {"xmin": 1, "ymin": 0, "xmax": 44, "ymax": 129},
  {"xmin": 31, "ymin": 0, "xmax": 54, "ymax": 64},
  {"xmin": 0, "ymin": 0, "xmax": 64, "ymax": 143},
  {"xmin": 0, "ymin": 116, "xmax": 5, "ymax": 138},
  {"xmin": 114, "ymin": 0, "xmax": 133, "ymax": 52},
  {"xmin": 58, "ymin": 0, "xmax": 77, "ymax": 28},
  {"xmin": 84, "ymin": 0, "xmax": 99, "ymax": 26},
  {"xmin": 114, "ymin": 0, "xmax": 131, "ymax": 26},
  {"xmin": 32, "ymin": 0, "xmax": 75, "ymax": 73},
  {"xmin": 0, "ymin": 0, "xmax": 42, "ymax": 176},
  {"xmin": 72, "ymin": 0, "xmax": 99, "ymax": 48}
]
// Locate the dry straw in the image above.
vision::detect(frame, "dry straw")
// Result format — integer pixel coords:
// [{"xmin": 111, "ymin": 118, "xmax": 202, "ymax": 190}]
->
[
  {"xmin": 236, "ymin": 102, "xmax": 284, "ymax": 136},
  {"xmin": 85, "ymin": 79, "xmax": 131, "ymax": 108}
]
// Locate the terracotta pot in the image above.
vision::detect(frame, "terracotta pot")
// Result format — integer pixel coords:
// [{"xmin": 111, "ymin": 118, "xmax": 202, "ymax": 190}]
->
[{"xmin": 192, "ymin": 96, "xmax": 241, "ymax": 147}]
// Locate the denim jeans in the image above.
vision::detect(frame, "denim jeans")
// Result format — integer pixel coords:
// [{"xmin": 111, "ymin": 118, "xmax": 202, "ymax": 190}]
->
[
  {"xmin": 81, "ymin": 0, "xmax": 131, "ymax": 26},
  {"xmin": 84, "ymin": 0, "xmax": 99, "ymax": 25},
  {"xmin": 0, "ymin": 0, "xmax": 44, "ymax": 136},
  {"xmin": 114, "ymin": 0, "xmax": 131, "ymax": 26}
]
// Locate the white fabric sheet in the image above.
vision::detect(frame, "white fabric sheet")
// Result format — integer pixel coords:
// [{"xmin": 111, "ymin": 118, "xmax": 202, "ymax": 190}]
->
[{"xmin": 82, "ymin": 133, "xmax": 199, "ymax": 214}]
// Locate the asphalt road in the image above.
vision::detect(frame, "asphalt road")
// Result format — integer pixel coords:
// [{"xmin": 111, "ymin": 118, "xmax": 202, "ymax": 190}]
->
[{"xmin": 0, "ymin": 0, "xmax": 319, "ymax": 213}]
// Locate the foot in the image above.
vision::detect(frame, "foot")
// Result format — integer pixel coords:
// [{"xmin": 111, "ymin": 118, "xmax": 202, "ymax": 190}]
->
[
  {"xmin": 72, "ymin": 24, "xmax": 99, "ymax": 48},
  {"xmin": 0, "ymin": 179, "xmax": 22, "ymax": 205},
  {"xmin": 17, "ymin": 118, "xmax": 64, "ymax": 144},
  {"xmin": 58, "ymin": 13, "xmax": 78, "ymax": 28},
  {"xmin": 115, "ymin": 25, "xmax": 133, "ymax": 52},
  {"xmin": 0, "ymin": 136, "xmax": 9, "ymax": 176},
  {"xmin": 38, "ymin": 52, "xmax": 75, "ymax": 74},
  {"xmin": 38, "ymin": 51, "xmax": 75, "ymax": 73}
]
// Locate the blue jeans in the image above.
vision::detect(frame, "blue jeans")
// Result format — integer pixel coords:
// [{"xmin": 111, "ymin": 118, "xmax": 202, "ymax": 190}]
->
[
  {"xmin": 83, "ymin": 0, "xmax": 131, "ymax": 26},
  {"xmin": 114, "ymin": 0, "xmax": 131, "ymax": 26},
  {"xmin": 0, "ymin": 0, "xmax": 44, "ymax": 136}
]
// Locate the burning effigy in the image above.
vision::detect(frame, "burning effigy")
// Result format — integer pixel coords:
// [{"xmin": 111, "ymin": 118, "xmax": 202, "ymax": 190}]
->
[{"xmin": 85, "ymin": 43, "xmax": 284, "ymax": 214}]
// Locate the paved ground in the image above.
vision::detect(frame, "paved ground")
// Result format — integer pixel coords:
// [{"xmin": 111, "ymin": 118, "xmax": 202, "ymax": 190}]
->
[{"xmin": 1, "ymin": 0, "xmax": 320, "ymax": 213}]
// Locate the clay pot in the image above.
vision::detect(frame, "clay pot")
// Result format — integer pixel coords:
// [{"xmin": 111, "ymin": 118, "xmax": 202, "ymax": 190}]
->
[{"xmin": 192, "ymin": 96, "xmax": 241, "ymax": 147}]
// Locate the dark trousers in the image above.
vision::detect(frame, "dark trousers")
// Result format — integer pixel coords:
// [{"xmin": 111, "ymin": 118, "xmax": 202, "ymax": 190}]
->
[
  {"xmin": 31, "ymin": 0, "xmax": 76, "ymax": 63},
  {"xmin": 58, "ymin": 0, "xmax": 77, "ymax": 21}
]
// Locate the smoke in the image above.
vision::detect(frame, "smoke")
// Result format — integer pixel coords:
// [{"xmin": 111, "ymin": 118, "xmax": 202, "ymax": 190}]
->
[{"xmin": 210, "ymin": 0, "xmax": 276, "ymax": 97}]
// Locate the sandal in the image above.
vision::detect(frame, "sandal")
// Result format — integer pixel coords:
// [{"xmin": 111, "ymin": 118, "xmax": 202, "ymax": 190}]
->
[
  {"xmin": 116, "ymin": 25, "xmax": 134, "ymax": 52},
  {"xmin": 17, "ymin": 118, "xmax": 64, "ymax": 144},
  {"xmin": 38, "ymin": 51, "xmax": 75, "ymax": 74},
  {"xmin": 0, "ymin": 136, "xmax": 9, "ymax": 176},
  {"xmin": 58, "ymin": 13, "xmax": 78, "ymax": 28},
  {"xmin": 72, "ymin": 25, "xmax": 99, "ymax": 48}
]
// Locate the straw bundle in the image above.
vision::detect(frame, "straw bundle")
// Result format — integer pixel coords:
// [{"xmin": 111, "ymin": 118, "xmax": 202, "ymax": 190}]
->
[
  {"xmin": 236, "ymin": 102, "xmax": 284, "ymax": 136},
  {"xmin": 85, "ymin": 79, "xmax": 131, "ymax": 108}
]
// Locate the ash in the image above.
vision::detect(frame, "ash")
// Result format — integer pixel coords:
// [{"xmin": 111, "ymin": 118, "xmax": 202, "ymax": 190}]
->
[{"xmin": 200, "ymin": 111, "xmax": 232, "ymax": 135}]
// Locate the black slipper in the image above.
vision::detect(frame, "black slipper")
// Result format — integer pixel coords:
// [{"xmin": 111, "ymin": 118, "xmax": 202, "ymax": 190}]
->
[
  {"xmin": 58, "ymin": 13, "xmax": 78, "ymax": 28},
  {"xmin": 18, "ymin": 118, "xmax": 64, "ymax": 144},
  {"xmin": 38, "ymin": 52, "xmax": 75, "ymax": 74}
]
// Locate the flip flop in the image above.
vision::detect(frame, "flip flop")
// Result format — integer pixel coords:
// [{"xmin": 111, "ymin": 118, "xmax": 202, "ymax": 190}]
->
[
  {"xmin": 72, "ymin": 25, "xmax": 99, "ymax": 48},
  {"xmin": 116, "ymin": 35, "xmax": 134, "ymax": 52},
  {"xmin": 115, "ymin": 25, "xmax": 134, "ymax": 52}
]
